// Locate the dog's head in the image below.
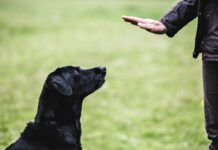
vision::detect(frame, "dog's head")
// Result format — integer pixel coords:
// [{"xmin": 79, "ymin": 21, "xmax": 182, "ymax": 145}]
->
[{"xmin": 46, "ymin": 66, "xmax": 106, "ymax": 97}]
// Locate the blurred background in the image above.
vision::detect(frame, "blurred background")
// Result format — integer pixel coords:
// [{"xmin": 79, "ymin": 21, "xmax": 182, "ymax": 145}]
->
[{"xmin": 0, "ymin": 0, "xmax": 207, "ymax": 149}]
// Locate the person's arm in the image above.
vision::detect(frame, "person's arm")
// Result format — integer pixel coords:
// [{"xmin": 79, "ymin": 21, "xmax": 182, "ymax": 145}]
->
[
  {"xmin": 122, "ymin": 0, "xmax": 199, "ymax": 36},
  {"xmin": 160, "ymin": 0, "xmax": 199, "ymax": 37}
]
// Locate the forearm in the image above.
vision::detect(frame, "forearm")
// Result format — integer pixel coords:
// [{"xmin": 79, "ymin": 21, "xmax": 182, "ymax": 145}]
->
[{"xmin": 160, "ymin": 0, "xmax": 199, "ymax": 37}]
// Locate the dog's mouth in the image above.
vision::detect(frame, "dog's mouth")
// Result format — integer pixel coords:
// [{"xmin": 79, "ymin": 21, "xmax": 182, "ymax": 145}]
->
[
  {"xmin": 99, "ymin": 77, "xmax": 105, "ymax": 85},
  {"xmin": 97, "ymin": 74, "xmax": 106, "ymax": 88}
]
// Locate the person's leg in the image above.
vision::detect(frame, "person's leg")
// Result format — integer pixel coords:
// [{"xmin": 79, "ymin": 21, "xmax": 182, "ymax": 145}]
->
[{"xmin": 203, "ymin": 61, "xmax": 218, "ymax": 150}]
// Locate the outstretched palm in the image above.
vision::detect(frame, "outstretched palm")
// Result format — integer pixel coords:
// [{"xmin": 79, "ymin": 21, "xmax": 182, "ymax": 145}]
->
[{"xmin": 122, "ymin": 16, "xmax": 167, "ymax": 34}]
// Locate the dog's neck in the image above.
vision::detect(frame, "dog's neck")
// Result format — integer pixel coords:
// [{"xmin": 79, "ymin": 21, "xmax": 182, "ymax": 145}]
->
[{"xmin": 26, "ymin": 86, "xmax": 85, "ymax": 149}]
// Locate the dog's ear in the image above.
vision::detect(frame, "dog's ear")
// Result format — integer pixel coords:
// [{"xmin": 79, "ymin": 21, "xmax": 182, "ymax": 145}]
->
[{"xmin": 48, "ymin": 75, "xmax": 73, "ymax": 96}]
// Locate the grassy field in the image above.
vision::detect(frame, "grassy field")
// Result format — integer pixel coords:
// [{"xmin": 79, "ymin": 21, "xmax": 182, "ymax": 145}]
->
[{"xmin": 0, "ymin": 0, "xmax": 208, "ymax": 149}]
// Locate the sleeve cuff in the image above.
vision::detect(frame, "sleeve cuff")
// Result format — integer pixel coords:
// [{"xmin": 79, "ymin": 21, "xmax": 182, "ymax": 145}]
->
[{"xmin": 160, "ymin": 18, "xmax": 178, "ymax": 38}]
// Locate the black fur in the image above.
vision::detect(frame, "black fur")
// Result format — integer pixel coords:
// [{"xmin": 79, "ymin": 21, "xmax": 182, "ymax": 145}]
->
[{"xmin": 6, "ymin": 66, "xmax": 106, "ymax": 150}]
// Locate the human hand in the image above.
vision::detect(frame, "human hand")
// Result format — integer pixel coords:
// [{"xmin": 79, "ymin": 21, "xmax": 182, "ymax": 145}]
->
[{"xmin": 122, "ymin": 16, "xmax": 167, "ymax": 34}]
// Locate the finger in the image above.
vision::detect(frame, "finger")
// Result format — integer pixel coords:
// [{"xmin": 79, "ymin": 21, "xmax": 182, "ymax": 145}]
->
[
  {"xmin": 122, "ymin": 16, "xmax": 157, "ymax": 25},
  {"xmin": 122, "ymin": 17, "xmax": 139, "ymax": 25},
  {"xmin": 138, "ymin": 23, "xmax": 164, "ymax": 34},
  {"xmin": 123, "ymin": 19, "xmax": 138, "ymax": 25},
  {"xmin": 122, "ymin": 16, "xmax": 137, "ymax": 20},
  {"xmin": 130, "ymin": 21, "xmax": 138, "ymax": 25},
  {"xmin": 122, "ymin": 16, "xmax": 139, "ymax": 23},
  {"xmin": 126, "ymin": 17, "xmax": 155, "ymax": 25},
  {"xmin": 123, "ymin": 18, "xmax": 138, "ymax": 24},
  {"xmin": 122, "ymin": 16, "xmax": 147, "ymax": 24}
]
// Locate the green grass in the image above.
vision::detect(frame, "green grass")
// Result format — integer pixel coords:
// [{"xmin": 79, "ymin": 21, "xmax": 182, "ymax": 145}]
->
[{"xmin": 0, "ymin": 0, "xmax": 208, "ymax": 149}]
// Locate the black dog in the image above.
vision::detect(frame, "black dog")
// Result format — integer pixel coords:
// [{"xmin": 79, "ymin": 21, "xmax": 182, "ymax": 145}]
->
[{"xmin": 6, "ymin": 66, "xmax": 106, "ymax": 150}]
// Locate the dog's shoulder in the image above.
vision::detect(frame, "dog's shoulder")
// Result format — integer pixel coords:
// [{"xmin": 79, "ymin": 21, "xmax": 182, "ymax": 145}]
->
[
  {"xmin": 22, "ymin": 122, "xmax": 80, "ymax": 149},
  {"xmin": 6, "ymin": 122, "xmax": 54, "ymax": 150}
]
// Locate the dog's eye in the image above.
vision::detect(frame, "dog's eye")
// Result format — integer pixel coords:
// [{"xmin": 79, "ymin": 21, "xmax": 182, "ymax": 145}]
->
[
  {"xmin": 74, "ymin": 70, "xmax": 80, "ymax": 75},
  {"xmin": 74, "ymin": 69, "xmax": 80, "ymax": 80}
]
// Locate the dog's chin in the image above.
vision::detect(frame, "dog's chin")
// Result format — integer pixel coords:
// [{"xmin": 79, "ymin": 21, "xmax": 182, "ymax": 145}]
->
[
  {"xmin": 84, "ymin": 80, "xmax": 105, "ymax": 97},
  {"xmin": 95, "ymin": 74, "xmax": 105, "ymax": 88},
  {"xmin": 98, "ymin": 78, "xmax": 105, "ymax": 88}
]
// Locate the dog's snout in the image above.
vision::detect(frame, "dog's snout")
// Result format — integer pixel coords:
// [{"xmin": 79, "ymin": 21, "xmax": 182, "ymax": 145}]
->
[
  {"xmin": 94, "ymin": 67, "xmax": 106, "ymax": 75},
  {"xmin": 99, "ymin": 67, "xmax": 106, "ymax": 74}
]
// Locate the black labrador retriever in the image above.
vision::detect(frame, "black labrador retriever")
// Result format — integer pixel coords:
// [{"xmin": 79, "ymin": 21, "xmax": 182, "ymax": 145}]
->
[{"xmin": 6, "ymin": 66, "xmax": 106, "ymax": 150}]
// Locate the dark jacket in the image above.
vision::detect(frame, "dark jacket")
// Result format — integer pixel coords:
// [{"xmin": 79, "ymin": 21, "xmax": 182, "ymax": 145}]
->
[{"xmin": 160, "ymin": 0, "xmax": 217, "ymax": 59}]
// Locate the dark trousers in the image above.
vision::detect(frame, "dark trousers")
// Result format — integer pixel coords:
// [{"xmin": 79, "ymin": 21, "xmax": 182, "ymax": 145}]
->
[{"xmin": 203, "ymin": 61, "xmax": 218, "ymax": 145}]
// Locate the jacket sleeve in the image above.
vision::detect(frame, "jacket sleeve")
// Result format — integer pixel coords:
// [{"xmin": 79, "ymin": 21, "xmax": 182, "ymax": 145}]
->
[{"xmin": 160, "ymin": 0, "xmax": 199, "ymax": 37}]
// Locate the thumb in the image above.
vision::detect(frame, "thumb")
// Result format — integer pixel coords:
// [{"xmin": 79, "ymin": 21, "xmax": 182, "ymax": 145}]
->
[{"xmin": 138, "ymin": 23, "xmax": 153, "ymax": 30}]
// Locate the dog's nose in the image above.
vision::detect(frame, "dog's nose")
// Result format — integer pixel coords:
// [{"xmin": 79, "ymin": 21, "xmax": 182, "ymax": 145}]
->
[{"xmin": 99, "ymin": 66, "xmax": 106, "ymax": 75}]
